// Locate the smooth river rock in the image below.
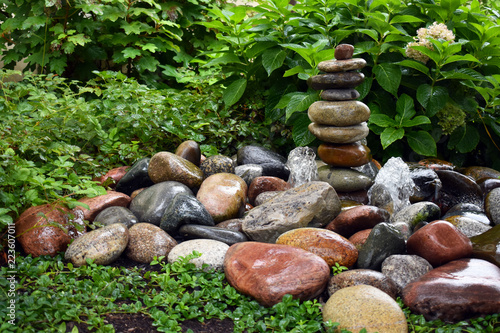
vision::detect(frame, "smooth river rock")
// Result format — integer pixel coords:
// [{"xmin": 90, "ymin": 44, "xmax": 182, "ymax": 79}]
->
[
  {"xmin": 115, "ymin": 157, "xmax": 155, "ymax": 196},
  {"xmin": 167, "ymin": 239, "xmax": 229, "ymax": 271},
  {"xmin": 323, "ymin": 285, "xmax": 408, "ymax": 333},
  {"xmin": 125, "ymin": 223, "xmax": 177, "ymax": 263},
  {"xmin": 247, "ymin": 176, "xmax": 291, "ymax": 205},
  {"xmin": 308, "ymin": 122, "xmax": 369, "ymax": 144},
  {"xmin": 320, "ymin": 89, "xmax": 360, "ymax": 101},
  {"xmin": 327, "ymin": 269, "xmax": 398, "ymax": 299},
  {"xmin": 406, "ymin": 220, "xmax": 473, "ymax": 267},
  {"xmin": 200, "ymin": 154, "xmax": 235, "ymax": 178},
  {"xmin": 129, "ymin": 181, "xmax": 193, "ymax": 225},
  {"xmin": 236, "ymin": 145, "xmax": 287, "ymax": 166},
  {"xmin": 65, "ymin": 223, "xmax": 129, "ymax": 267},
  {"xmin": 381, "ymin": 255, "xmax": 433, "ymax": 294},
  {"xmin": 402, "ymin": 258, "xmax": 500, "ymax": 322},
  {"xmin": 318, "ymin": 58, "xmax": 366, "ymax": 72},
  {"xmin": 242, "ymin": 181, "xmax": 341, "ymax": 243},
  {"xmin": 196, "ymin": 173, "xmax": 247, "ymax": 223},
  {"xmin": 276, "ymin": 227, "xmax": 358, "ymax": 268},
  {"xmin": 148, "ymin": 151, "xmax": 203, "ymax": 189},
  {"xmin": 308, "ymin": 101, "xmax": 370, "ymax": 127},
  {"xmin": 16, "ymin": 204, "xmax": 85, "ymax": 257},
  {"xmin": 178, "ymin": 224, "xmax": 248, "ymax": 245},
  {"xmin": 224, "ymin": 242, "xmax": 330, "ymax": 307},
  {"xmin": 326, "ymin": 205, "xmax": 390, "ymax": 238},
  {"xmin": 309, "ymin": 72, "xmax": 365, "ymax": 90},
  {"xmin": 334, "ymin": 44, "xmax": 354, "ymax": 60},
  {"xmin": 391, "ymin": 201, "xmax": 441, "ymax": 228},
  {"xmin": 160, "ymin": 193, "xmax": 214, "ymax": 234},
  {"xmin": 93, "ymin": 206, "xmax": 138, "ymax": 228},
  {"xmin": 317, "ymin": 142, "xmax": 372, "ymax": 167},
  {"xmin": 73, "ymin": 191, "xmax": 131, "ymax": 223},
  {"xmin": 318, "ymin": 166, "xmax": 373, "ymax": 193},
  {"xmin": 470, "ymin": 224, "xmax": 500, "ymax": 267},
  {"xmin": 433, "ymin": 169, "xmax": 482, "ymax": 214},
  {"xmin": 485, "ymin": 187, "xmax": 500, "ymax": 226},
  {"xmin": 175, "ymin": 140, "xmax": 201, "ymax": 166}
]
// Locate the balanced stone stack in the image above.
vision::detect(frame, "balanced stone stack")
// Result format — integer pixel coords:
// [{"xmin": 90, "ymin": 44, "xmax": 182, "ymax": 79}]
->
[{"xmin": 308, "ymin": 44, "xmax": 372, "ymax": 168}]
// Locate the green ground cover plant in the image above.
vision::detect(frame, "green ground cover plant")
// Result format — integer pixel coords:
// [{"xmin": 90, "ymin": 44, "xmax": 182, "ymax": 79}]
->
[{"xmin": 0, "ymin": 252, "xmax": 498, "ymax": 332}]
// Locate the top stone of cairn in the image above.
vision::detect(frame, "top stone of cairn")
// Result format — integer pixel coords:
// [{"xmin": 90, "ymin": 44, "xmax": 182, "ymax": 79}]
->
[{"xmin": 335, "ymin": 44, "xmax": 354, "ymax": 60}]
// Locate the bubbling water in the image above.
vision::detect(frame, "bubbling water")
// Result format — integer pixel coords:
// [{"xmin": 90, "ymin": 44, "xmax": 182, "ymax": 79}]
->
[{"xmin": 286, "ymin": 147, "xmax": 319, "ymax": 187}]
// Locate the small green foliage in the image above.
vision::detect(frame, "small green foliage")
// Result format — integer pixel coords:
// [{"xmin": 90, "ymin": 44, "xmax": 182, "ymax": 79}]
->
[{"xmin": 331, "ymin": 262, "xmax": 348, "ymax": 276}]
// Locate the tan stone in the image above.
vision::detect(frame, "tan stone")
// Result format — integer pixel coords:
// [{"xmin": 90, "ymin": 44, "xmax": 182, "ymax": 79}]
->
[{"xmin": 308, "ymin": 122, "xmax": 369, "ymax": 144}]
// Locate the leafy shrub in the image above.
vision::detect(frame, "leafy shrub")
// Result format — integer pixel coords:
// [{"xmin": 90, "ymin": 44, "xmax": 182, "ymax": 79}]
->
[{"xmin": 195, "ymin": 0, "xmax": 500, "ymax": 168}]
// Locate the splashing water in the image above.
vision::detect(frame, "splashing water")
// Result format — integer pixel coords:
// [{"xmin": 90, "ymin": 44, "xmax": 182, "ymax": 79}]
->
[
  {"xmin": 286, "ymin": 147, "xmax": 319, "ymax": 187},
  {"xmin": 368, "ymin": 157, "xmax": 415, "ymax": 215}
]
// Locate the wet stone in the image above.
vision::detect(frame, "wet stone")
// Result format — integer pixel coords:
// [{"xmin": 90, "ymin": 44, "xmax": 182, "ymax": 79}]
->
[
  {"xmin": 402, "ymin": 258, "xmax": 500, "ymax": 322},
  {"xmin": 129, "ymin": 181, "xmax": 193, "ymax": 226},
  {"xmin": 178, "ymin": 224, "xmax": 248, "ymax": 245},
  {"xmin": 175, "ymin": 140, "xmax": 201, "ymax": 166},
  {"xmin": 276, "ymin": 227, "xmax": 358, "ymax": 268},
  {"xmin": 224, "ymin": 242, "xmax": 330, "ymax": 307},
  {"xmin": 115, "ymin": 157, "xmax": 155, "ymax": 196},
  {"xmin": 94, "ymin": 206, "xmax": 138, "ymax": 228},
  {"xmin": 309, "ymin": 72, "xmax": 365, "ymax": 90},
  {"xmin": 196, "ymin": 173, "xmax": 248, "ymax": 223},
  {"xmin": 16, "ymin": 204, "xmax": 85, "ymax": 257},
  {"xmin": 242, "ymin": 181, "xmax": 341, "ymax": 243},
  {"xmin": 356, "ymin": 222, "xmax": 406, "ymax": 270},
  {"xmin": 65, "ymin": 223, "xmax": 129, "ymax": 267},
  {"xmin": 323, "ymin": 285, "xmax": 408, "ymax": 333},
  {"xmin": 317, "ymin": 142, "xmax": 372, "ymax": 167},
  {"xmin": 73, "ymin": 191, "xmax": 131, "ymax": 223},
  {"xmin": 368, "ymin": 183, "xmax": 395, "ymax": 215},
  {"xmin": 381, "ymin": 255, "xmax": 433, "ymax": 295},
  {"xmin": 160, "ymin": 193, "xmax": 214, "ymax": 234},
  {"xmin": 391, "ymin": 221, "xmax": 413, "ymax": 240},
  {"xmin": 318, "ymin": 58, "xmax": 366, "ymax": 72},
  {"xmin": 335, "ymin": 44, "xmax": 355, "ymax": 60},
  {"xmin": 327, "ymin": 269, "xmax": 398, "ymax": 299},
  {"xmin": 235, "ymin": 164, "xmax": 263, "ymax": 186},
  {"xmin": 248, "ymin": 176, "xmax": 291, "ymax": 206},
  {"xmin": 408, "ymin": 164, "xmax": 442, "ymax": 202},
  {"xmin": 215, "ymin": 218, "xmax": 244, "ymax": 233},
  {"xmin": 254, "ymin": 191, "xmax": 280, "ymax": 206},
  {"xmin": 93, "ymin": 166, "xmax": 130, "ymax": 189},
  {"xmin": 148, "ymin": 151, "xmax": 203, "ymax": 189},
  {"xmin": 460, "ymin": 166, "xmax": 500, "ymax": 183},
  {"xmin": 318, "ymin": 166, "xmax": 373, "ymax": 193},
  {"xmin": 479, "ymin": 178, "xmax": 500, "ymax": 196},
  {"xmin": 337, "ymin": 190, "xmax": 369, "ymax": 205},
  {"xmin": 200, "ymin": 154, "xmax": 235, "ymax": 179},
  {"xmin": 470, "ymin": 224, "xmax": 500, "ymax": 267},
  {"xmin": 444, "ymin": 215, "xmax": 491, "ymax": 238},
  {"xmin": 320, "ymin": 89, "xmax": 360, "ymax": 101},
  {"xmin": 308, "ymin": 101, "xmax": 371, "ymax": 127},
  {"xmin": 485, "ymin": 187, "xmax": 500, "ymax": 226},
  {"xmin": 433, "ymin": 169, "xmax": 482, "ymax": 214},
  {"xmin": 125, "ymin": 223, "xmax": 177, "ymax": 264},
  {"xmin": 348, "ymin": 229, "xmax": 371, "ymax": 250},
  {"xmin": 308, "ymin": 122, "xmax": 369, "ymax": 144},
  {"xmin": 406, "ymin": 220, "xmax": 473, "ymax": 267},
  {"xmin": 391, "ymin": 201, "xmax": 441, "ymax": 228},
  {"xmin": 168, "ymin": 239, "xmax": 229, "ymax": 271},
  {"xmin": 418, "ymin": 158, "xmax": 455, "ymax": 171},
  {"xmin": 326, "ymin": 205, "xmax": 390, "ymax": 238},
  {"xmin": 286, "ymin": 147, "xmax": 319, "ymax": 188},
  {"xmin": 237, "ymin": 145, "xmax": 287, "ymax": 166},
  {"xmin": 442, "ymin": 203, "xmax": 490, "ymax": 225}
]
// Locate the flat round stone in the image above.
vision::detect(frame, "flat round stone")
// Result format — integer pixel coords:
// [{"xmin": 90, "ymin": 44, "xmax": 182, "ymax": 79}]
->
[
  {"xmin": 318, "ymin": 58, "xmax": 367, "ymax": 72},
  {"xmin": 321, "ymin": 89, "xmax": 360, "ymax": 101},
  {"xmin": 308, "ymin": 122, "xmax": 369, "ymax": 144},
  {"xmin": 309, "ymin": 72, "xmax": 365, "ymax": 90},
  {"xmin": 317, "ymin": 142, "xmax": 372, "ymax": 167},
  {"xmin": 308, "ymin": 101, "xmax": 370, "ymax": 126}
]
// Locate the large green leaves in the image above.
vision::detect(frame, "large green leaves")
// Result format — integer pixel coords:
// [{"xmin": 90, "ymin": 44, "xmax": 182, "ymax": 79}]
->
[
  {"xmin": 373, "ymin": 63, "xmax": 401, "ymax": 97},
  {"xmin": 223, "ymin": 78, "xmax": 247, "ymax": 107},
  {"xmin": 416, "ymin": 84, "xmax": 448, "ymax": 117}
]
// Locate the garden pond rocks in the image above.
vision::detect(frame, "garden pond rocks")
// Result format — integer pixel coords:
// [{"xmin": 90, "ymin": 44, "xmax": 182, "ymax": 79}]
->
[
  {"xmin": 485, "ymin": 187, "xmax": 500, "ymax": 225},
  {"xmin": 470, "ymin": 225, "xmax": 500, "ymax": 267},
  {"xmin": 65, "ymin": 223, "xmax": 129, "ymax": 267},
  {"xmin": 115, "ymin": 157, "xmax": 154, "ymax": 196},
  {"xmin": 73, "ymin": 190, "xmax": 131, "ymax": 222},
  {"xmin": 247, "ymin": 176, "xmax": 291, "ymax": 206},
  {"xmin": 159, "ymin": 193, "xmax": 214, "ymax": 233},
  {"xmin": 224, "ymin": 242, "xmax": 330, "ymax": 307},
  {"xmin": 125, "ymin": 223, "xmax": 177, "ymax": 264},
  {"xmin": 317, "ymin": 142, "xmax": 371, "ymax": 167},
  {"xmin": 178, "ymin": 224, "xmax": 248, "ymax": 245},
  {"xmin": 323, "ymin": 284, "xmax": 408, "ymax": 333},
  {"xmin": 94, "ymin": 206, "xmax": 138, "ymax": 228},
  {"xmin": 168, "ymin": 239, "xmax": 229, "ymax": 271},
  {"xmin": 200, "ymin": 154, "xmax": 235, "ymax": 179},
  {"xmin": 326, "ymin": 205, "xmax": 390, "ymax": 238},
  {"xmin": 402, "ymin": 258, "xmax": 500, "ymax": 322},
  {"xmin": 327, "ymin": 269, "xmax": 398, "ymax": 299},
  {"xmin": 381, "ymin": 254, "xmax": 433, "ymax": 295},
  {"xmin": 174, "ymin": 140, "xmax": 201, "ymax": 166},
  {"xmin": 148, "ymin": 151, "xmax": 203, "ymax": 189}
]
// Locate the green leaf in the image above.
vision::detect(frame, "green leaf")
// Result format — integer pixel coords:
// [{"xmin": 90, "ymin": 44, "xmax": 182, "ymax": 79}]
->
[
  {"xmin": 390, "ymin": 15, "xmax": 424, "ymax": 24},
  {"xmin": 448, "ymin": 125, "xmax": 480, "ymax": 153},
  {"xmin": 373, "ymin": 63, "xmax": 401, "ymax": 97},
  {"xmin": 204, "ymin": 53, "xmax": 241, "ymax": 67},
  {"xmin": 408, "ymin": 45, "xmax": 441, "ymax": 65},
  {"xmin": 122, "ymin": 47, "xmax": 142, "ymax": 59},
  {"xmin": 285, "ymin": 92, "xmax": 318, "ymax": 121},
  {"xmin": 283, "ymin": 65, "xmax": 305, "ymax": 77},
  {"xmin": 369, "ymin": 114, "xmax": 397, "ymax": 127},
  {"xmin": 401, "ymin": 115, "xmax": 431, "ymax": 127},
  {"xmin": 357, "ymin": 29, "xmax": 379, "ymax": 41},
  {"xmin": 262, "ymin": 48, "xmax": 286, "ymax": 76},
  {"xmin": 21, "ymin": 16, "xmax": 47, "ymax": 30},
  {"xmin": 442, "ymin": 54, "xmax": 481, "ymax": 66},
  {"xmin": 396, "ymin": 60, "xmax": 429, "ymax": 75},
  {"xmin": 441, "ymin": 68, "xmax": 485, "ymax": 81},
  {"xmin": 416, "ymin": 84, "xmax": 448, "ymax": 116},
  {"xmin": 246, "ymin": 41, "xmax": 277, "ymax": 59},
  {"xmin": 292, "ymin": 113, "xmax": 316, "ymax": 147},
  {"xmin": 396, "ymin": 94, "xmax": 415, "ymax": 120},
  {"xmin": 223, "ymin": 78, "xmax": 247, "ymax": 107},
  {"xmin": 380, "ymin": 127, "xmax": 404, "ymax": 149},
  {"xmin": 407, "ymin": 130, "xmax": 437, "ymax": 156}
]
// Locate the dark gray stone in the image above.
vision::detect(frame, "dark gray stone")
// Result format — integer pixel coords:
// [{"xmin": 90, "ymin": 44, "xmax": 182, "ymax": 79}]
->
[
  {"xmin": 237, "ymin": 145, "xmax": 287, "ymax": 165},
  {"xmin": 115, "ymin": 158, "xmax": 154, "ymax": 195},
  {"xmin": 160, "ymin": 193, "xmax": 214, "ymax": 233},
  {"xmin": 200, "ymin": 154, "xmax": 235, "ymax": 179},
  {"xmin": 320, "ymin": 89, "xmax": 360, "ymax": 101},
  {"xmin": 94, "ymin": 206, "xmax": 138, "ymax": 228},
  {"xmin": 178, "ymin": 224, "xmax": 248, "ymax": 245},
  {"xmin": 235, "ymin": 164, "xmax": 263, "ymax": 186}
]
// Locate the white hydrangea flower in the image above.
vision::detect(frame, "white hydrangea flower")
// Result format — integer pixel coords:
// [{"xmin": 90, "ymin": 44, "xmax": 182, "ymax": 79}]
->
[{"xmin": 405, "ymin": 22, "xmax": 455, "ymax": 64}]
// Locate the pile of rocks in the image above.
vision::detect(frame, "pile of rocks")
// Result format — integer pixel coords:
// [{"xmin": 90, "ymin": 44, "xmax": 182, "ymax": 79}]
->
[{"xmin": 14, "ymin": 140, "xmax": 500, "ymax": 332}]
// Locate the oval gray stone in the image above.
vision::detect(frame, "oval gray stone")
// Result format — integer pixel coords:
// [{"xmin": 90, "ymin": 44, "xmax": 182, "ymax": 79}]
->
[
  {"xmin": 178, "ymin": 224, "xmax": 248, "ymax": 245},
  {"xmin": 318, "ymin": 166, "xmax": 373, "ymax": 192},
  {"xmin": 129, "ymin": 181, "xmax": 193, "ymax": 225},
  {"xmin": 160, "ymin": 193, "xmax": 214, "ymax": 234},
  {"xmin": 318, "ymin": 58, "xmax": 367, "ymax": 72},
  {"xmin": 65, "ymin": 223, "xmax": 129, "ymax": 267},
  {"xmin": 235, "ymin": 164, "xmax": 263, "ymax": 186},
  {"xmin": 381, "ymin": 254, "xmax": 433, "ymax": 295},
  {"xmin": 485, "ymin": 187, "xmax": 500, "ymax": 226},
  {"xmin": 125, "ymin": 223, "xmax": 177, "ymax": 264},
  {"xmin": 167, "ymin": 239, "xmax": 229, "ymax": 271},
  {"xmin": 328, "ymin": 269, "xmax": 398, "ymax": 299},
  {"xmin": 391, "ymin": 201, "xmax": 441, "ymax": 227},
  {"xmin": 321, "ymin": 89, "xmax": 360, "ymax": 101},
  {"xmin": 308, "ymin": 101, "xmax": 370, "ymax": 126},
  {"xmin": 309, "ymin": 72, "xmax": 365, "ymax": 90},
  {"xmin": 94, "ymin": 206, "xmax": 138, "ymax": 228},
  {"xmin": 308, "ymin": 122, "xmax": 369, "ymax": 144}
]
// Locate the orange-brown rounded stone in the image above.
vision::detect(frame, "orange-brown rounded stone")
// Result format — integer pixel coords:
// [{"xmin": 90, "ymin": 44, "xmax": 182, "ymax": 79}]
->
[{"xmin": 318, "ymin": 142, "xmax": 372, "ymax": 167}]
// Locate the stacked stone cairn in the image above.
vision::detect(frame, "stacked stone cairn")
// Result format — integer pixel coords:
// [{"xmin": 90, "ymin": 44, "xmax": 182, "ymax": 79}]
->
[{"xmin": 308, "ymin": 44, "xmax": 372, "ymax": 170}]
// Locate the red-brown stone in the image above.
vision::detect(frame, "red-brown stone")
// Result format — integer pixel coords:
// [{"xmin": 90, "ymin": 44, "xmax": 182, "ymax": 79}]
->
[
  {"xmin": 73, "ymin": 190, "xmax": 131, "ymax": 222},
  {"xmin": 406, "ymin": 220, "xmax": 473, "ymax": 267},
  {"xmin": 247, "ymin": 176, "xmax": 291, "ymax": 206},
  {"xmin": 335, "ymin": 44, "xmax": 354, "ymax": 60},
  {"xmin": 349, "ymin": 229, "xmax": 372, "ymax": 250},
  {"xmin": 276, "ymin": 227, "xmax": 358, "ymax": 268},
  {"xmin": 16, "ymin": 204, "xmax": 85, "ymax": 257},
  {"xmin": 326, "ymin": 205, "xmax": 390, "ymax": 238},
  {"xmin": 317, "ymin": 142, "xmax": 371, "ymax": 167},
  {"xmin": 175, "ymin": 140, "xmax": 201, "ymax": 166},
  {"xmin": 224, "ymin": 242, "xmax": 330, "ymax": 307},
  {"xmin": 402, "ymin": 258, "xmax": 500, "ymax": 322},
  {"xmin": 93, "ymin": 166, "xmax": 130, "ymax": 188}
]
